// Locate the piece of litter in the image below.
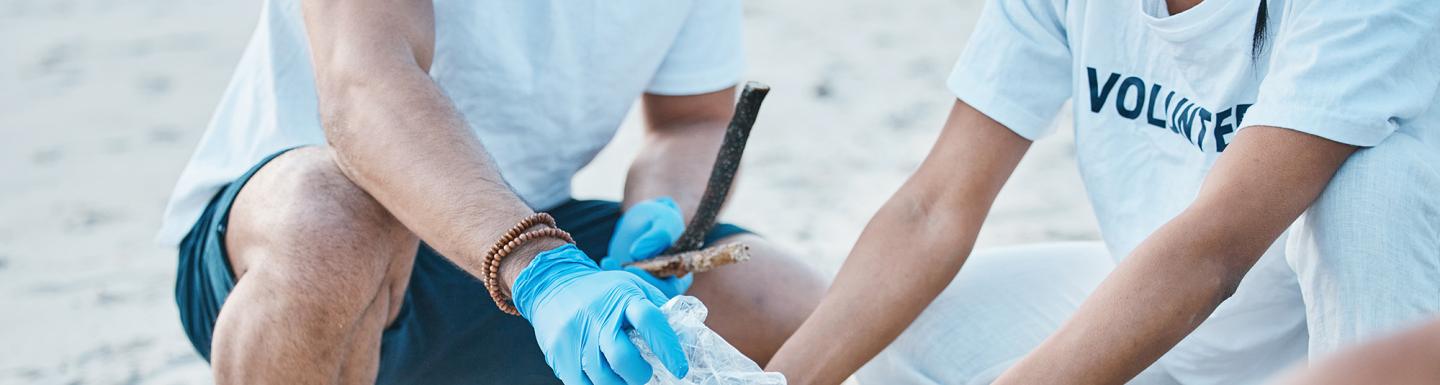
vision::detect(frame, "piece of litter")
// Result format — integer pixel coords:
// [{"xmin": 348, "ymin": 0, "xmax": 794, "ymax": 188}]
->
[{"xmin": 628, "ymin": 296, "xmax": 787, "ymax": 385}]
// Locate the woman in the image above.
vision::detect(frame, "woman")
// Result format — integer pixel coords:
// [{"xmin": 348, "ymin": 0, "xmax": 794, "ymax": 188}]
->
[{"xmin": 767, "ymin": 0, "xmax": 1440, "ymax": 384}]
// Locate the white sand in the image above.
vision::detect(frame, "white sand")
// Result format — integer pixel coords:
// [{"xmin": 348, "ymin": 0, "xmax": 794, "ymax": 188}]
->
[{"xmin": 0, "ymin": 0, "xmax": 1096, "ymax": 383}]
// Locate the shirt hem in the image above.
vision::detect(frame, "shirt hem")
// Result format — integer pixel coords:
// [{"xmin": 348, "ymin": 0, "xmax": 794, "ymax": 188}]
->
[
  {"xmin": 645, "ymin": 65, "xmax": 746, "ymax": 96},
  {"xmin": 1241, "ymin": 105, "xmax": 1395, "ymax": 147},
  {"xmin": 949, "ymin": 77, "xmax": 1059, "ymax": 141}
]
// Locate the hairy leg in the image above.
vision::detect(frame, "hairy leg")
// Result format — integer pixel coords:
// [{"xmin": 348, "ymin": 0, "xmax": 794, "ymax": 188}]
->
[
  {"xmin": 687, "ymin": 234, "xmax": 826, "ymax": 365},
  {"xmin": 211, "ymin": 147, "xmax": 418, "ymax": 385}
]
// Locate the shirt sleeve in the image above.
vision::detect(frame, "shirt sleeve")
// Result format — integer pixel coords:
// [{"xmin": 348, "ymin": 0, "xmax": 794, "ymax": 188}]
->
[
  {"xmin": 646, "ymin": 0, "xmax": 746, "ymax": 96},
  {"xmin": 948, "ymin": 0, "xmax": 1073, "ymax": 140},
  {"xmin": 1242, "ymin": 0, "xmax": 1440, "ymax": 147}
]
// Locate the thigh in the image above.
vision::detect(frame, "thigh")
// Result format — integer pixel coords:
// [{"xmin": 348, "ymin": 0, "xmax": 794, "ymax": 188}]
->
[
  {"xmin": 1287, "ymin": 133, "xmax": 1440, "ymax": 355},
  {"xmin": 174, "ymin": 146, "xmax": 418, "ymax": 360},
  {"xmin": 201, "ymin": 146, "xmax": 420, "ymax": 382},
  {"xmin": 854, "ymin": 242, "xmax": 1172, "ymax": 385}
]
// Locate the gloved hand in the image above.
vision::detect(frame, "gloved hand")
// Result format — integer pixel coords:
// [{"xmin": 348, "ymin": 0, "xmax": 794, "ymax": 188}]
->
[
  {"xmin": 601, "ymin": 197, "xmax": 693, "ymax": 298},
  {"xmin": 513, "ymin": 244, "xmax": 690, "ymax": 385}
]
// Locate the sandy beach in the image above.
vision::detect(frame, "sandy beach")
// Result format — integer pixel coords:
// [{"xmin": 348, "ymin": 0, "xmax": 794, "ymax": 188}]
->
[{"xmin": 0, "ymin": 0, "xmax": 1095, "ymax": 383}]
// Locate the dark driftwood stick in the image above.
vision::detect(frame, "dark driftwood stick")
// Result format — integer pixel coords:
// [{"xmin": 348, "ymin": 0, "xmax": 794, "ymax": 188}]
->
[
  {"xmin": 668, "ymin": 81, "xmax": 769, "ymax": 253},
  {"xmin": 627, "ymin": 81, "xmax": 770, "ymax": 276}
]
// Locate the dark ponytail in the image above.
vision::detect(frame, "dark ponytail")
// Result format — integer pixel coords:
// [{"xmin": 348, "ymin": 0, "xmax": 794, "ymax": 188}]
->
[{"xmin": 1252, "ymin": 0, "xmax": 1268, "ymax": 59}]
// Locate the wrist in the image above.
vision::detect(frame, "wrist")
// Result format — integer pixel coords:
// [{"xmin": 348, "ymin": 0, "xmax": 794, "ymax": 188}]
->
[
  {"xmin": 500, "ymin": 237, "xmax": 569, "ymax": 293},
  {"xmin": 510, "ymin": 243, "xmax": 599, "ymax": 319},
  {"xmin": 767, "ymin": 340, "xmax": 835, "ymax": 385}
]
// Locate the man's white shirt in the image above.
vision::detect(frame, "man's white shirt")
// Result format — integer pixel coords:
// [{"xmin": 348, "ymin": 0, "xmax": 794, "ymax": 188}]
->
[{"xmin": 158, "ymin": 0, "xmax": 746, "ymax": 245}]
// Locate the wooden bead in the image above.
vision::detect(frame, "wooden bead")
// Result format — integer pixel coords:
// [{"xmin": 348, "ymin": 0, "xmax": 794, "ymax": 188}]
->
[{"xmin": 480, "ymin": 213, "xmax": 571, "ymax": 317}]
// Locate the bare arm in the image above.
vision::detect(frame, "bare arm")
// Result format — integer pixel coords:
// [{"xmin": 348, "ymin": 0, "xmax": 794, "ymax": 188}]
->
[
  {"xmin": 767, "ymin": 101, "xmax": 1032, "ymax": 385},
  {"xmin": 994, "ymin": 127, "xmax": 1356, "ymax": 384},
  {"xmin": 624, "ymin": 88, "xmax": 737, "ymax": 218},
  {"xmin": 301, "ymin": 0, "xmax": 557, "ymax": 291}
]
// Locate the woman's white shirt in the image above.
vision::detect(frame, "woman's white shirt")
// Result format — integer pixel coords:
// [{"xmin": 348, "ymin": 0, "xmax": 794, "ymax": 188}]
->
[{"xmin": 948, "ymin": 0, "xmax": 1439, "ymax": 383}]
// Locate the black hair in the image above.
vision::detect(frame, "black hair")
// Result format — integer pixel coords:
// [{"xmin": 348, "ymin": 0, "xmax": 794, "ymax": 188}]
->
[{"xmin": 1252, "ymin": 0, "xmax": 1269, "ymax": 59}]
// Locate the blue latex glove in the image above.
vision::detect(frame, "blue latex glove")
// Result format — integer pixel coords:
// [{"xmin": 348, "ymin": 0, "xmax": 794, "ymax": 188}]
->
[
  {"xmin": 513, "ymin": 244, "xmax": 689, "ymax": 385},
  {"xmin": 600, "ymin": 197, "xmax": 693, "ymax": 298}
]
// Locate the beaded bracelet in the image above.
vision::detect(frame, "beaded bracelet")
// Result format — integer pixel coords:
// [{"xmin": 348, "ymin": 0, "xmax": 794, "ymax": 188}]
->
[
  {"xmin": 481, "ymin": 213, "xmax": 574, "ymax": 316},
  {"xmin": 483, "ymin": 225, "xmax": 571, "ymax": 292},
  {"xmin": 484, "ymin": 213, "xmax": 557, "ymax": 267},
  {"xmin": 480, "ymin": 213, "xmax": 554, "ymax": 313},
  {"xmin": 480, "ymin": 214, "xmax": 555, "ymax": 285}
]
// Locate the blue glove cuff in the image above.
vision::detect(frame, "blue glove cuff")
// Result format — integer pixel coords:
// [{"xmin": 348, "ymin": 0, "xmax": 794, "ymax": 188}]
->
[{"xmin": 511, "ymin": 244, "xmax": 599, "ymax": 320}]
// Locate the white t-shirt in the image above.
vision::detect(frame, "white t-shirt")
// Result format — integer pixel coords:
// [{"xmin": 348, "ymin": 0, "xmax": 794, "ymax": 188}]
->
[
  {"xmin": 951, "ymin": 0, "xmax": 1438, "ymax": 382},
  {"xmin": 157, "ymin": 0, "xmax": 745, "ymax": 245}
]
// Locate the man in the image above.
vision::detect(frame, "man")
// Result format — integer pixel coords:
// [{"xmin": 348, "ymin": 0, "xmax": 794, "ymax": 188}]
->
[{"xmin": 158, "ymin": 0, "xmax": 824, "ymax": 383}]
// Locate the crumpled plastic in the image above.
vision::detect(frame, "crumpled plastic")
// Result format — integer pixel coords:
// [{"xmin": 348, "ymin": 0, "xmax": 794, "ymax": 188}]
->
[{"xmin": 628, "ymin": 296, "xmax": 788, "ymax": 385}]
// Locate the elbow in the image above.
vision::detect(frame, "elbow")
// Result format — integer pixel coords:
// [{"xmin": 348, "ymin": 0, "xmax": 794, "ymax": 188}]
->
[
  {"xmin": 313, "ymin": 82, "xmax": 361, "ymax": 169},
  {"xmin": 1171, "ymin": 211, "xmax": 1266, "ymax": 307},
  {"xmin": 312, "ymin": 64, "xmax": 424, "ymax": 147},
  {"xmin": 893, "ymin": 182, "xmax": 979, "ymax": 237},
  {"xmin": 1193, "ymin": 250, "xmax": 1254, "ymax": 309},
  {"xmin": 892, "ymin": 184, "xmax": 944, "ymax": 226},
  {"xmin": 1198, "ymin": 249, "xmax": 1255, "ymax": 310},
  {"xmin": 312, "ymin": 63, "xmax": 364, "ymax": 138},
  {"xmin": 312, "ymin": 56, "xmax": 428, "ymax": 129},
  {"xmin": 309, "ymin": 70, "xmax": 380, "ymax": 189},
  {"xmin": 312, "ymin": 60, "xmax": 383, "ymax": 125},
  {"xmin": 1206, "ymin": 243, "xmax": 1253, "ymax": 304},
  {"xmin": 1212, "ymin": 264, "xmax": 1246, "ymax": 305}
]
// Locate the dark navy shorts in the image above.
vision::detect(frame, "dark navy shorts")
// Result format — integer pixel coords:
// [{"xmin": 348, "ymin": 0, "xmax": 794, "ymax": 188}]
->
[{"xmin": 174, "ymin": 148, "xmax": 750, "ymax": 384}]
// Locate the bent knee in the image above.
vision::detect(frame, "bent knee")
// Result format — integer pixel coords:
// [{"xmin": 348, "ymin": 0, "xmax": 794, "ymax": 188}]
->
[
  {"xmin": 226, "ymin": 146, "xmax": 416, "ymax": 288},
  {"xmin": 257, "ymin": 146, "xmax": 386, "ymax": 222}
]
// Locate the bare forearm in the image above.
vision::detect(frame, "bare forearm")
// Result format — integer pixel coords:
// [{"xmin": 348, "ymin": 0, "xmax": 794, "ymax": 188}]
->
[
  {"xmin": 303, "ymin": 0, "xmax": 550, "ymax": 291},
  {"xmin": 768, "ymin": 101, "xmax": 1030, "ymax": 385},
  {"xmin": 316, "ymin": 68, "xmax": 551, "ymax": 288},
  {"xmin": 625, "ymin": 89, "xmax": 736, "ymax": 219},
  {"xmin": 994, "ymin": 213, "xmax": 1250, "ymax": 384},
  {"xmin": 624, "ymin": 122, "xmax": 726, "ymax": 220},
  {"xmin": 768, "ymin": 189, "xmax": 987, "ymax": 385}
]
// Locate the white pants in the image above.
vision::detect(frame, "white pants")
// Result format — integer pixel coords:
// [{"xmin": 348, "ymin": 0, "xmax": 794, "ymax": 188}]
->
[{"xmin": 859, "ymin": 135, "xmax": 1440, "ymax": 385}]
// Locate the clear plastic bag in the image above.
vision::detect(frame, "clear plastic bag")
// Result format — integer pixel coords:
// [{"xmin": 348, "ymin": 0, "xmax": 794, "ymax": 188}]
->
[{"xmin": 628, "ymin": 296, "xmax": 788, "ymax": 385}]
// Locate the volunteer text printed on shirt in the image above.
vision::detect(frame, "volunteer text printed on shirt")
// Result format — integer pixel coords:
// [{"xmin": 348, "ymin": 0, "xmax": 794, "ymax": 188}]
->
[{"xmin": 1087, "ymin": 66, "xmax": 1254, "ymax": 153}]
